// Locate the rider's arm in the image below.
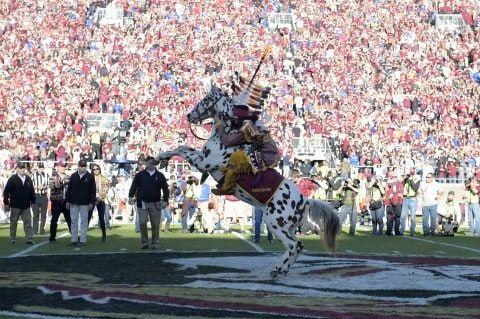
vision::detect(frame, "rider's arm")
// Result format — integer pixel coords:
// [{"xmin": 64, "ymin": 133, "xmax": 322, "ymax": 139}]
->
[{"xmin": 220, "ymin": 130, "xmax": 247, "ymax": 147}]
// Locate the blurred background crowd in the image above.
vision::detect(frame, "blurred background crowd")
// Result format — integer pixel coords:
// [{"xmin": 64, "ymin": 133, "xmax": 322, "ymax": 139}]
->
[{"xmin": 0, "ymin": 0, "xmax": 479, "ymax": 177}]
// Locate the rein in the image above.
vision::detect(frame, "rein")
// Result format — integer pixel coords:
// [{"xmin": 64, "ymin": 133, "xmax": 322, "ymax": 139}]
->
[
  {"xmin": 189, "ymin": 121, "xmax": 211, "ymax": 140},
  {"xmin": 189, "ymin": 95, "xmax": 229, "ymax": 140}
]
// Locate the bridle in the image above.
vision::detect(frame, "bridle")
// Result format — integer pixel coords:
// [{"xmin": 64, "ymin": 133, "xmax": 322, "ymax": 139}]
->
[{"xmin": 189, "ymin": 95, "xmax": 227, "ymax": 140}]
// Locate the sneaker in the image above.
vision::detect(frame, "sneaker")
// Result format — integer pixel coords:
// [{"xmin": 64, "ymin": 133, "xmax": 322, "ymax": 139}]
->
[
  {"xmin": 26, "ymin": 240, "xmax": 34, "ymax": 245},
  {"xmin": 67, "ymin": 242, "xmax": 77, "ymax": 247},
  {"xmin": 49, "ymin": 238, "xmax": 57, "ymax": 243},
  {"xmin": 141, "ymin": 244, "xmax": 148, "ymax": 249},
  {"xmin": 152, "ymin": 244, "xmax": 158, "ymax": 250},
  {"xmin": 252, "ymin": 239, "xmax": 260, "ymax": 244},
  {"xmin": 11, "ymin": 239, "xmax": 16, "ymax": 245},
  {"xmin": 78, "ymin": 242, "xmax": 86, "ymax": 247}
]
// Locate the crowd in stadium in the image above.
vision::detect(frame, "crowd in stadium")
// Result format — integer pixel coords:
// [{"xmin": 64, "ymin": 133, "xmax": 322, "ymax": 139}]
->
[
  {"xmin": 1, "ymin": 0, "xmax": 480, "ymax": 244},
  {"xmin": 0, "ymin": 0, "xmax": 479, "ymax": 177}
]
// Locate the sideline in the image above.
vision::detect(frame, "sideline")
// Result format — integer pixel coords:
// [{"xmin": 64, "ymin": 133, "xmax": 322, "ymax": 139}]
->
[
  {"xmin": 0, "ymin": 311, "xmax": 81, "ymax": 319},
  {"xmin": 231, "ymin": 231, "xmax": 264, "ymax": 253},
  {"xmin": 406, "ymin": 236, "xmax": 480, "ymax": 255},
  {"xmin": 8, "ymin": 232, "xmax": 70, "ymax": 258}
]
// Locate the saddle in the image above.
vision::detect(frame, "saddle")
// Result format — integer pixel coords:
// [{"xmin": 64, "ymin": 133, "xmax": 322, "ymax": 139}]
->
[{"xmin": 236, "ymin": 168, "xmax": 284, "ymax": 205}]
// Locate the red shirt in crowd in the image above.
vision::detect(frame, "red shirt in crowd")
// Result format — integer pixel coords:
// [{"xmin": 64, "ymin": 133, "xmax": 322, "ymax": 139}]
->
[{"xmin": 297, "ymin": 178, "xmax": 318, "ymax": 198}]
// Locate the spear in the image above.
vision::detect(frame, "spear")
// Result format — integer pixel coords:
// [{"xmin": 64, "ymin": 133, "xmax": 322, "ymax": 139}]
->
[{"xmin": 247, "ymin": 46, "xmax": 272, "ymax": 89}]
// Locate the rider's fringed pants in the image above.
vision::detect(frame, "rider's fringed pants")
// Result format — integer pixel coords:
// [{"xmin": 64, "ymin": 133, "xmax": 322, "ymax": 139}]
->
[{"xmin": 220, "ymin": 150, "xmax": 253, "ymax": 192}]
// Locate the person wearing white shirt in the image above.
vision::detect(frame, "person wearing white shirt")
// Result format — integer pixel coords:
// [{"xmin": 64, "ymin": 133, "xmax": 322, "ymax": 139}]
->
[{"xmin": 420, "ymin": 173, "xmax": 441, "ymax": 236}]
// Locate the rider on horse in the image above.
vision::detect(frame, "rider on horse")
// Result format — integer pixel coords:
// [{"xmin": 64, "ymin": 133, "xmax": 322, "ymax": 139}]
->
[{"xmin": 211, "ymin": 76, "xmax": 280, "ymax": 196}]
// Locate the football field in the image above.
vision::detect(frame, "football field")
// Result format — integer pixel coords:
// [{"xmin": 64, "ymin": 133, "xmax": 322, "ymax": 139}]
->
[{"xmin": 1, "ymin": 222, "xmax": 480, "ymax": 318}]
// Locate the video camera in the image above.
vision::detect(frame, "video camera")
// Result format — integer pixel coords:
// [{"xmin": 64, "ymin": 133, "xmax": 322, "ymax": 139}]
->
[{"xmin": 438, "ymin": 215, "xmax": 459, "ymax": 236}]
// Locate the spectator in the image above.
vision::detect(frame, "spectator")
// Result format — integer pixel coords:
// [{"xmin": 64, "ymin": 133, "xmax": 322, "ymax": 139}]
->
[
  {"xmin": 420, "ymin": 173, "xmax": 441, "ymax": 236},
  {"xmin": 88, "ymin": 163, "xmax": 110, "ymax": 243},
  {"xmin": 65, "ymin": 159, "xmax": 96, "ymax": 247},
  {"xmin": 3, "ymin": 161, "xmax": 36, "ymax": 245},
  {"xmin": 464, "ymin": 178, "xmax": 480, "ymax": 236},
  {"xmin": 48, "ymin": 162, "xmax": 71, "ymax": 242},
  {"xmin": 128, "ymin": 157, "xmax": 169, "ymax": 249},
  {"xmin": 253, "ymin": 206, "xmax": 272, "ymax": 243}
]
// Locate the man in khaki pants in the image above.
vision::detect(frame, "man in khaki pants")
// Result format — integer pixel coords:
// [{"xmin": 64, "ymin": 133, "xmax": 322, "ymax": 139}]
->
[
  {"xmin": 128, "ymin": 157, "xmax": 169, "ymax": 249},
  {"xmin": 3, "ymin": 162, "xmax": 36, "ymax": 244}
]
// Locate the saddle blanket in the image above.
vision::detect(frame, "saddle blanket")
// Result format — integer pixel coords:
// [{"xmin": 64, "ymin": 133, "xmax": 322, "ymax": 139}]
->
[{"xmin": 237, "ymin": 168, "xmax": 284, "ymax": 205}]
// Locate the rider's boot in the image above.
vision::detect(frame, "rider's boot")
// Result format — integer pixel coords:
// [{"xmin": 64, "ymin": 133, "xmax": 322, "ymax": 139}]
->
[{"xmin": 211, "ymin": 168, "xmax": 236, "ymax": 196}]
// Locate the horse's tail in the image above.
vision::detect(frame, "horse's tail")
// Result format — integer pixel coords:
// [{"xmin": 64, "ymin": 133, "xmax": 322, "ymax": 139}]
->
[{"xmin": 307, "ymin": 199, "xmax": 340, "ymax": 253}]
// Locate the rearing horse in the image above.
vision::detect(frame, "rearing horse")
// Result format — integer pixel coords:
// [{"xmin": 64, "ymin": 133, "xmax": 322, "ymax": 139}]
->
[{"xmin": 157, "ymin": 85, "xmax": 340, "ymax": 277}]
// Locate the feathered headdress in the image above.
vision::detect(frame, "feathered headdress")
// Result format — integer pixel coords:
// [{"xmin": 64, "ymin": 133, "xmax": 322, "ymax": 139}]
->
[{"xmin": 231, "ymin": 47, "xmax": 272, "ymax": 112}]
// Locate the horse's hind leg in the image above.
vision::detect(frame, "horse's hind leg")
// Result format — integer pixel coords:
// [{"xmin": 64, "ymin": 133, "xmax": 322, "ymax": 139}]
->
[
  {"xmin": 266, "ymin": 223, "xmax": 299, "ymax": 278},
  {"xmin": 283, "ymin": 230, "xmax": 304, "ymax": 271}
]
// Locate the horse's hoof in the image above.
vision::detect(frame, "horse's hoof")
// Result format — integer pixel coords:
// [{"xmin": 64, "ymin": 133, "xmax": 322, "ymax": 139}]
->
[{"xmin": 270, "ymin": 270, "xmax": 280, "ymax": 278}]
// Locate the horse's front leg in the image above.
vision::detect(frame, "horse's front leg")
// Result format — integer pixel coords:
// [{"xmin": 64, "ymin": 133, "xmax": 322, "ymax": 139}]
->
[{"xmin": 157, "ymin": 146, "xmax": 208, "ymax": 171}]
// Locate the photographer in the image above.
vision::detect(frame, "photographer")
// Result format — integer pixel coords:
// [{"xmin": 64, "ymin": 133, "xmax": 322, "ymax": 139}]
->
[
  {"xmin": 437, "ymin": 191, "xmax": 460, "ymax": 236},
  {"xmin": 385, "ymin": 173, "xmax": 404, "ymax": 236},
  {"xmin": 338, "ymin": 178, "xmax": 360, "ymax": 236},
  {"xmin": 311, "ymin": 172, "xmax": 329, "ymax": 201},
  {"xmin": 368, "ymin": 176, "xmax": 386, "ymax": 236},
  {"xmin": 181, "ymin": 174, "xmax": 200, "ymax": 233},
  {"xmin": 400, "ymin": 171, "xmax": 421, "ymax": 237},
  {"xmin": 464, "ymin": 178, "xmax": 480, "ymax": 237},
  {"xmin": 327, "ymin": 169, "xmax": 344, "ymax": 209}
]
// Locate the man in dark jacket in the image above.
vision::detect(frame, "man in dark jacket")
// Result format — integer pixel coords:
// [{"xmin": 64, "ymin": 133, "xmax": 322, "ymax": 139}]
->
[
  {"xmin": 65, "ymin": 159, "xmax": 96, "ymax": 247},
  {"xmin": 128, "ymin": 156, "xmax": 169, "ymax": 249},
  {"xmin": 49, "ymin": 162, "xmax": 71, "ymax": 242},
  {"xmin": 3, "ymin": 162, "xmax": 36, "ymax": 244}
]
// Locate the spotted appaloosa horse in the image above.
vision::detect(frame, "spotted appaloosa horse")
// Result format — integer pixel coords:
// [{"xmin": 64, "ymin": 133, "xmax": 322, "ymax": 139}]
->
[{"xmin": 157, "ymin": 85, "xmax": 340, "ymax": 277}]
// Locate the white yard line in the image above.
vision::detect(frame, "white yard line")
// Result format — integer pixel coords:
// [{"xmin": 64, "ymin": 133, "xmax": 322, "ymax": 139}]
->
[
  {"xmin": 231, "ymin": 231, "xmax": 264, "ymax": 253},
  {"xmin": 406, "ymin": 236, "xmax": 480, "ymax": 255},
  {"xmin": 0, "ymin": 310, "xmax": 82, "ymax": 319},
  {"xmin": 8, "ymin": 232, "xmax": 70, "ymax": 258}
]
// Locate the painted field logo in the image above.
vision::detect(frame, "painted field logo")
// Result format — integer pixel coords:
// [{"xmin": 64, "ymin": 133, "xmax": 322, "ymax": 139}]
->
[
  {"xmin": 1, "ymin": 253, "xmax": 480, "ymax": 319},
  {"xmin": 166, "ymin": 254, "xmax": 480, "ymax": 305}
]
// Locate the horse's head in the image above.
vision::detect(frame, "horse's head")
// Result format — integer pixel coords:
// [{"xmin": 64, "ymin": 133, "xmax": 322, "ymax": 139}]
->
[{"xmin": 187, "ymin": 85, "xmax": 231, "ymax": 125}]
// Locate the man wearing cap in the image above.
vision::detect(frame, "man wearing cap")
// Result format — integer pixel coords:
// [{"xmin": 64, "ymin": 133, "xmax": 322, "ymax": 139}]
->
[
  {"xmin": 65, "ymin": 159, "xmax": 96, "ymax": 247},
  {"xmin": 31, "ymin": 162, "xmax": 50, "ymax": 235},
  {"xmin": 3, "ymin": 162, "xmax": 36, "ymax": 244},
  {"xmin": 49, "ymin": 162, "xmax": 71, "ymax": 242},
  {"xmin": 128, "ymin": 157, "xmax": 169, "ymax": 249}
]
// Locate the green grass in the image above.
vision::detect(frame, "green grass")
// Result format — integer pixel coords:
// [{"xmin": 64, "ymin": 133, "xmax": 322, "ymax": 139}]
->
[
  {"xmin": 254, "ymin": 225, "xmax": 480, "ymax": 259},
  {"xmin": 1, "ymin": 222, "xmax": 479, "ymax": 259}
]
